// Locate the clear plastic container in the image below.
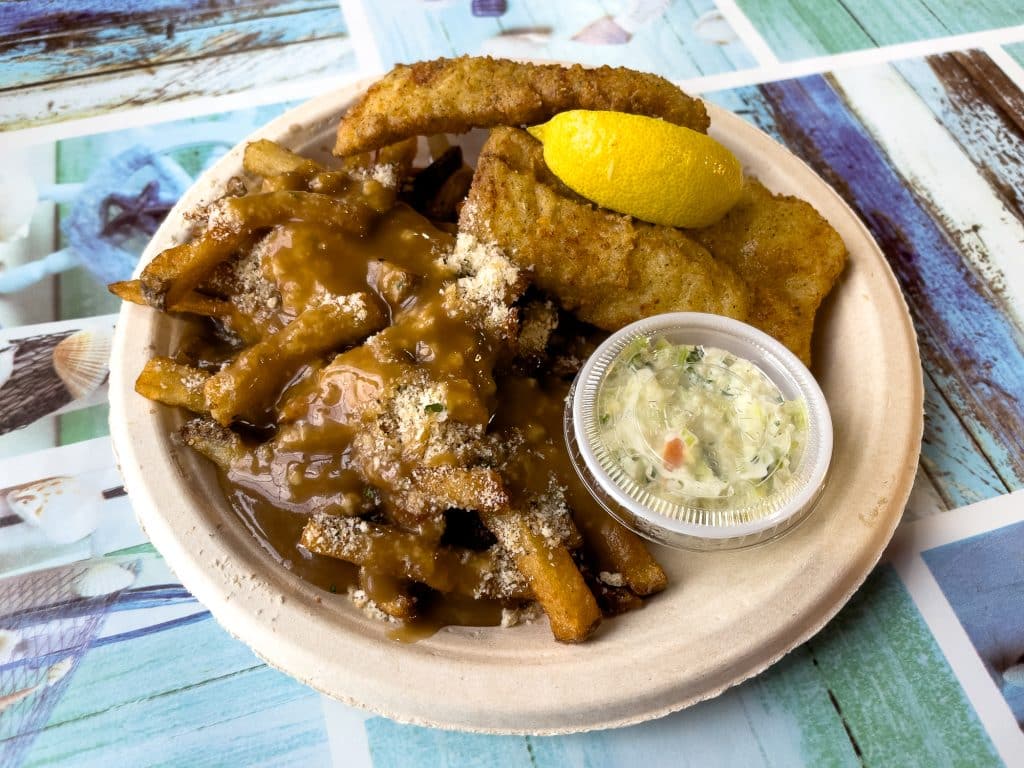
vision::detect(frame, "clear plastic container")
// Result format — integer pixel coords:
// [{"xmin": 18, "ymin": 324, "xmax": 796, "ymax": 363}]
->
[{"xmin": 565, "ymin": 312, "xmax": 833, "ymax": 550}]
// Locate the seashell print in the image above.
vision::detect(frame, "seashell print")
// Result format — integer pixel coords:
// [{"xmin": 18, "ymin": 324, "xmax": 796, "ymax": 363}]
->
[
  {"xmin": 693, "ymin": 10, "xmax": 738, "ymax": 46},
  {"xmin": 6, "ymin": 476, "xmax": 99, "ymax": 544},
  {"xmin": 1003, "ymin": 663, "xmax": 1024, "ymax": 687},
  {"xmin": 73, "ymin": 561, "xmax": 135, "ymax": 598},
  {"xmin": 571, "ymin": 17, "xmax": 631, "ymax": 45},
  {"xmin": 45, "ymin": 658, "xmax": 74, "ymax": 687},
  {"xmin": 51, "ymin": 327, "xmax": 112, "ymax": 400},
  {"xmin": 0, "ymin": 628, "xmax": 20, "ymax": 663}
]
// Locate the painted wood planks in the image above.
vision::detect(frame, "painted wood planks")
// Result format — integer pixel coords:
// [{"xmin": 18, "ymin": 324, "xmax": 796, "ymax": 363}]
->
[
  {"xmin": 734, "ymin": 0, "xmax": 1022, "ymax": 59},
  {"xmin": 362, "ymin": 566, "xmax": 996, "ymax": 765},
  {"xmin": 806, "ymin": 565, "xmax": 1000, "ymax": 765},
  {"xmin": 0, "ymin": 8, "xmax": 346, "ymax": 90},
  {"xmin": 21, "ymin": 614, "xmax": 329, "ymax": 767},
  {"xmin": 0, "ymin": 37, "xmax": 354, "ymax": 131},
  {"xmin": 0, "ymin": 0, "xmax": 352, "ymax": 131}
]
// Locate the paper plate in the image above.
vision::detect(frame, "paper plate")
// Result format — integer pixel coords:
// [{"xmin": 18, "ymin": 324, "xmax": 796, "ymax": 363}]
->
[{"xmin": 109, "ymin": 78, "xmax": 923, "ymax": 734}]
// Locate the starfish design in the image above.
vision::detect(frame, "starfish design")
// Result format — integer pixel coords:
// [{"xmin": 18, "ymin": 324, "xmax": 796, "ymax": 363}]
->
[{"xmin": 99, "ymin": 180, "xmax": 174, "ymax": 237}]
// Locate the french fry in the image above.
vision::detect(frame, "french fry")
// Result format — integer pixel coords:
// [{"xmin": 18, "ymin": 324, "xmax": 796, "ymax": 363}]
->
[
  {"xmin": 479, "ymin": 508, "xmax": 602, "ymax": 643},
  {"xmin": 567, "ymin": 483, "xmax": 668, "ymax": 596},
  {"xmin": 358, "ymin": 568, "xmax": 417, "ymax": 620},
  {"xmin": 301, "ymin": 514, "xmax": 531, "ymax": 600},
  {"xmin": 204, "ymin": 292, "xmax": 386, "ymax": 425},
  {"xmin": 179, "ymin": 417, "xmax": 246, "ymax": 470},
  {"xmin": 141, "ymin": 191, "xmax": 375, "ymax": 310},
  {"xmin": 243, "ymin": 139, "xmax": 322, "ymax": 178},
  {"xmin": 414, "ymin": 467, "xmax": 508, "ymax": 514},
  {"xmin": 135, "ymin": 357, "xmax": 210, "ymax": 414},
  {"xmin": 109, "ymin": 280, "xmax": 262, "ymax": 344},
  {"xmin": 376, "ymin": 136, "xmax": 418, "ymax": 170}
]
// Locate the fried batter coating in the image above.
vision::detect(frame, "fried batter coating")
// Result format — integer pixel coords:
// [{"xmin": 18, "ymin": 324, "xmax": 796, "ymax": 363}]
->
[
  {"xmin": 334, "ymin": 56, "xmax": 709, "ymax": 156},
  {"xmin": 460, "ymin": 127, "xmax": 751, "ymax": 330},
  {"xmin": 693, "ymin": 180, "xmax": 847, "ymax": 364}
]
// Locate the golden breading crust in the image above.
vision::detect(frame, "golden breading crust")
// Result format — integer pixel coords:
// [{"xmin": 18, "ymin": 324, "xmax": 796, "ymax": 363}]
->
[
  {"xmin": 334, "ymin": 56, "xmax": 709, "ymax": 156},
  {"xmin": 460, "ymin": 127, "xmax": 751, "ymax": 330},
  {"xmin": 693, "ymin": 180, "xmax": 847, "ymax": 364}
]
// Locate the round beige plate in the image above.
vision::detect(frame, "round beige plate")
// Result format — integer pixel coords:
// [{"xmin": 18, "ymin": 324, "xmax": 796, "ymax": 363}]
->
[{"xmin": 109, "ymin": 80, "xmax": 923, "ymax": 735}]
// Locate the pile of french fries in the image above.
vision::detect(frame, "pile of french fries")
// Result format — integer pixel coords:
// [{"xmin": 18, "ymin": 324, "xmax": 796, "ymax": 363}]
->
[{"xmin": 114, "ymin": 137, "xmax": 667, "ymax": 643}]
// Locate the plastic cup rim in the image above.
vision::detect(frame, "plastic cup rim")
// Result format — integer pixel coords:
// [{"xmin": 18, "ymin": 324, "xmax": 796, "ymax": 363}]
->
[{"xmin": 571, "ymin": 312, "xmax": 833, "ymax": 544}]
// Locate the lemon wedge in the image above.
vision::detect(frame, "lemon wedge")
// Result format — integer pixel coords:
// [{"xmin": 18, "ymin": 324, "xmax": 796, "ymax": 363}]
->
[{"xmin": 527, "ymin": 110, "xmax": 743, "ymax": 229}]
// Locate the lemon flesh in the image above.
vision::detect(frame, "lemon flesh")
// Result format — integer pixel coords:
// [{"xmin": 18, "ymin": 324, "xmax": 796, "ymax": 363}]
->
[{"xmin": 527, "ymin": 110, "xmax": 743, "ymax": 229}]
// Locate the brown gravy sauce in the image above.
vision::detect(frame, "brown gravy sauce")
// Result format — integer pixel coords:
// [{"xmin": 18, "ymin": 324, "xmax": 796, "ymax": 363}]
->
[{"xmin": 209, "ymin": 201, "xmax": 585, "ymax": 639}]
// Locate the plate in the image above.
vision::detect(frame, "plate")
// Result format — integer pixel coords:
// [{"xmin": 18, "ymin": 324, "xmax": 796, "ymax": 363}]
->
[{"xmin": 109, "ymin": 77, "xmax": 923, "ymax": 734}]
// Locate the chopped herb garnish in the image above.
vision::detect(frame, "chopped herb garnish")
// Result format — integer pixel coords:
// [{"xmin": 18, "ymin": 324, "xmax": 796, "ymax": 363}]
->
[
  {"xmin": 329, "ymin": 584, "xmax": 337, "ymax": 594},
  {"xmin": 424, "ymin": 402, "xmax": 445, "ymax": 413},
  {"xmin": 685, "ymin": 346, "xmax": 705, "ymax": 364}
]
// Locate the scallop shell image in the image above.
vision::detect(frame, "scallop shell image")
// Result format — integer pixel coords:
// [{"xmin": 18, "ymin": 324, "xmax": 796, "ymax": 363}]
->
[
  {"xmin": 73, "ymin": 561, "xmax": 135, "ymax": 598},
  {"xmin": 45, "ymin": 658, "xmax": 74, "ymax": 687},
  {"xmin": 51, "ymin": 327, "xmax": 112, "ymax": 400}
]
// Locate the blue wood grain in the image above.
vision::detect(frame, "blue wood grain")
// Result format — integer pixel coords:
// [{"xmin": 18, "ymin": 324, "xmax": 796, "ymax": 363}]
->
[
  {"xmin": 365, "ymin": 642, "xmax": 861, "ymax": 768},
  {"xmin": 366, "ymin": 720, "xmax": 534, "ymax": 768},
  {"xmin": 893, "ymin": 53, "xmax": 1024, "ymax": 221},
  {"xmin": 0, "ymin": 0, "xmax": 337, "ymax": 38},
  {"xmin": 734, "ymin": 0, "xmax": 1018, "ymax": 60},
  {"xmin": 22, "ymin": 614, "xmax": 329, "ymax": 767},
  {"xmin": 920, "ymin": 371, "xmax": 1005, "ymax": 509},
  {"xmin": 0, "ymin": 7, "xmax": 346, "ymax": 90}
]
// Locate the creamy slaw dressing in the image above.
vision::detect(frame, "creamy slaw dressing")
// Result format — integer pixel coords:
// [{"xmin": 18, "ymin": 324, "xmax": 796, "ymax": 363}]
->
[{"xmin": 597, "ymin": 338, "xmax": 806, "ymax": 508}]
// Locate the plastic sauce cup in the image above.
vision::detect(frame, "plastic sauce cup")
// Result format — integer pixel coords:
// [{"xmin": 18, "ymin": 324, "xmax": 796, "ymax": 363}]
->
[{"xmin": 565, "ymin": 313, "xmax": 833, "ymax": 550}]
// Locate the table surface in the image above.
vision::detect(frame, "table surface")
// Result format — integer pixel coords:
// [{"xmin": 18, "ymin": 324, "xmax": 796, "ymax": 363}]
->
[{"xmin": 1, "ymin": 1, "xmax": 1022, "ymax": 765}]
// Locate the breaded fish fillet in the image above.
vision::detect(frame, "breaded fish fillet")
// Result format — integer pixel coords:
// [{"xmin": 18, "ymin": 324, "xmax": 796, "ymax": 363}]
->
[
  {"xmin": 461, "ymin": 127, "xmax": 751, "ymax": 329},
  {"xmin": 335, "ymin": 57, "xmax": 709, "ymax": 156},
  {"xmin": 693, "ymin": 181, "xmax": 847, "ymax": 364}
]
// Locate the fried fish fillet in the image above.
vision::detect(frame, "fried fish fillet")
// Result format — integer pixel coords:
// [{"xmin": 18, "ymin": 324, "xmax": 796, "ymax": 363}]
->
[
  {"xmin": 460, "ymin": 127, "xmax": 751, "ymax": 330},
  {"xmin": 335, "ymin": 56, "xmax": 709, "ymax": 156},
  {"xmin": 693, "ymin": 181, "xmax": 847, "ymax": 364}
]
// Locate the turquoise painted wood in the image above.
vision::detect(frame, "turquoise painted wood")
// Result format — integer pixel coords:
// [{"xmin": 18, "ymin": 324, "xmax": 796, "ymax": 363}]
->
[
  {"xmin": 0, "ymin": 7, "xmax": 347, "ymax": 90},
  {"xmin": 731, "ymin": 0, "xmax": 873, "ymax": 59},
  {"xmin": 38, "ymin": 611, "xmax": 260, "ymax": 728},
  {"xmin": 735, "ymin": 0, "xmax": 1021, "ymax": 60},
  {"xmin": 366, "ymin": 643, "xmax": 861, "ymax": 768},
  {"xmin": 363, "ymin": 567, "xmax": 997, "ymax": 766},
  {"xmin": 1006, "ymin": 42, "xmax": 1024, "ymax": 68},
  {"xmin": 22, "ymin": 614, "xmax": 329, "ymax": 767},
  {"xmin": 358, "ymin": 0, "xmax": 755, "ymax": 79},
  {"xmin": 808, "ymin": 566, "xmax": 1001, "ymax": 765},
  {"xmin": 920, "ymin": 371, "xmax": 1006, "ymax": 510}
]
